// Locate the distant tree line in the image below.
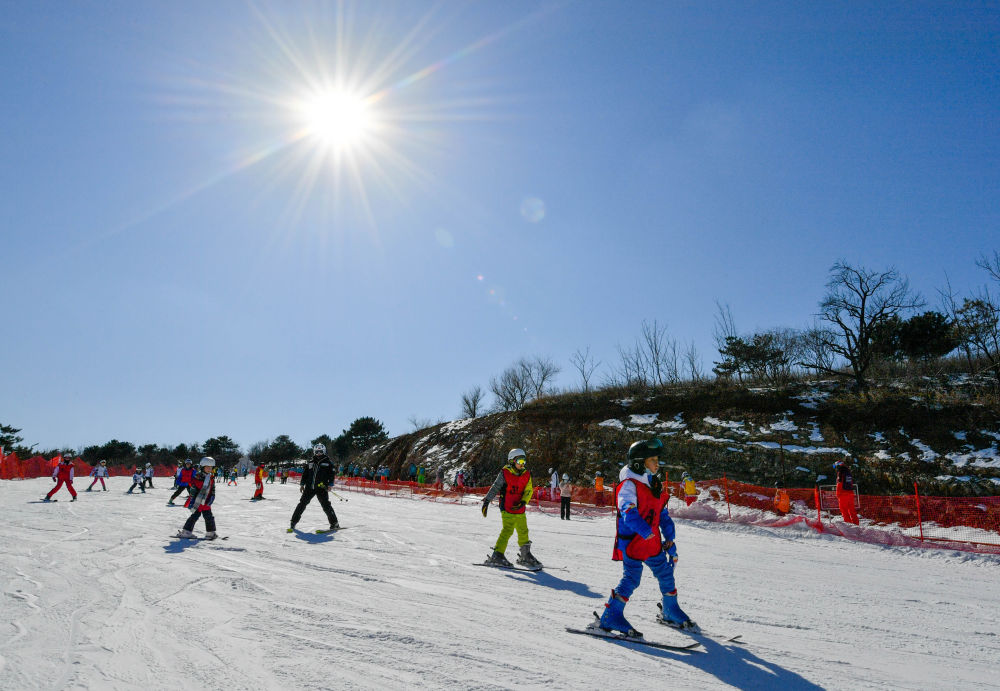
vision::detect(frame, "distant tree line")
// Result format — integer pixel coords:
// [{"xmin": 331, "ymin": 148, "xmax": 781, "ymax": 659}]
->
[{"xmin": 1, "ymin": 417, "xmax": 389, "ymax": 468}]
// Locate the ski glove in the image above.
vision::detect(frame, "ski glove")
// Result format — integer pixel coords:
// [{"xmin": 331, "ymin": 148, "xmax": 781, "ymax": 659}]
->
[
  {"xmin": 481, "ymin": 501, "xmax": 489, "ymax": 518},
  {"xmin": 317, "ymin": 482, "xmax": 326, "ymax": 489},
  {"xmin": 662, "ymin": 540, "xmax": 678, "ymax": 564}
]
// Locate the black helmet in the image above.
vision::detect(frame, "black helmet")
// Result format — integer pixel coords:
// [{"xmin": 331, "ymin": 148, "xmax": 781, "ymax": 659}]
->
[{"xmin": 627, "ymin": 438, "xmax": 664, "ymax": 474}]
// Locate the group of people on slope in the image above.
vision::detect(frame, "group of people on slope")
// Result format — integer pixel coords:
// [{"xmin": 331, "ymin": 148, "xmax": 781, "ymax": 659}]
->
[{"xmin": 479, "ymin": 440, "xmax": 700, "ymax": 637}]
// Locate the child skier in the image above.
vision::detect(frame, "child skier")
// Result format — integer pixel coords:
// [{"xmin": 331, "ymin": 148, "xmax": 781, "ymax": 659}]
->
[
  {"xmin": 176, "ymin": 457, "xmax": 218, "ymax": 539},
  {"xmin": 288, "ymin": 444, "xmax": 340, "ymax": 532},
  {"xmin": 682, "ymin": 471, "xmax": 698, "ymax": 506},
  {"xmin": 44, "ymin": 456, "xmax": 78, "ymax": 501},
  {"xmin": 480, "ymin": 449, "xmax": 542, "ymax": 569},
  {"xmin": 127, "ymin": 467, "xmax": 146, "ymax": 494},
  {"xmin": 143, "ymin": 463, "xmax": 155, "ymax": 489},
  {"xmin": 87, "ymin": 460, "xmax": 109, "ymax": 491},
  {"xmin": 559, "ymin": 473, "xmax": 573, "ymax": 520},
  {"xmin": 227, "ymin": 469, "xmax": 238, "ymax": 486},
  {"xmin": 598, "ymin": 438, "xmax": 698, "ymax": 637},
  {"xmin": 168, "ymin": 459, "xmax": 196, "ymax": 506},
  {"xmin": 252, "ymin": 462, "xmax": 266, "ymax": 500}
]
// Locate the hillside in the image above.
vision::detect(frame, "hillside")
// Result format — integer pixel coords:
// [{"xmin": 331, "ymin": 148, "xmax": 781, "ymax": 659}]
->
[{"xmin": 358, "ymin": 377, "xmax": 1000, "ymax": 497}]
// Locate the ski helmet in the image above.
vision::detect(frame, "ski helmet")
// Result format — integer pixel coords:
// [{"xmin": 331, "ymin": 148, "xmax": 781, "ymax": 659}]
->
[
  {"xmin": 99, "ymin": 459, "xmax": 107, "ymax": 465},
  {"xmin": 562, "ymin": 473, "xmax": 569, "ymax": 481},
  {"xmin": 184, "ymin": 458, "xmax": 192, "ymax": 466},
  {"xmin": 508, "ymin": 448, "xmax": 527, "ymax": 462},
  {"xmin": 145, "ymin": 462, "xmax": 152, "ymax": 468},
  {"xmin": 548, "ymin": 467, "xmax": 554, "ymax": 474},
  {"xmin": 313, "ymin": 443, "xmax": 327, "ymax": 457},
  {"xmin": 200, "ymin": 456, "xmax": 216, "ymax": 468},
  {"xmin": 627, "ymin": 438, "xmax": 664, "ymax": 474},
  {"xmin": 833, "ymin": 460, "xmax": 845, "ymax": 469}
]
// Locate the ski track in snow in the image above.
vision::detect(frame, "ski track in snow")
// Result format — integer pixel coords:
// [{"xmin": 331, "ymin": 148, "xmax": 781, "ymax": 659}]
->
[{"xmin": 1, "ymin": 479, "xmax": 999, "ymax": 689}]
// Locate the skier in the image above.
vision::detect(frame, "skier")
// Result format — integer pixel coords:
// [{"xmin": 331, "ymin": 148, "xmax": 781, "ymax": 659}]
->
[
  {"xmin": 126, "ymin": 467, "xmax": 146, "ymax": 494},
  {"xmin": 267, "ymin": 467, "xmax": 276, "ymax": 484},
  {"xmin": 595, "ymin": 471, "xmax": 605, "ymax": 507},
  {"xmin": 168, "ymin": 459, "xmax": 196, "ymax": 505},
  {"xmin": 143, "ymin": 463, "xmax": 155, "ymax": 489},
  {"xmin": 44, "ymin": 456, "xmax": 78, "ymax": 501},
  {"xmin": 227, "ymin": 468, "xmax": 238, "ymax": 486},
  {"xmin": 559, "ymin": 473, "xmax": 573, "ymax": 520},
  {"xmin": 287, "ymin": 443, "xmax": 340, "ymax": 533},
  {"xmin": 834, "ymin": 460, "xmax": 859, "ymax": 524},
  {"xmin": 87, "ymin": 459, "xmax": 109, "ymax": 491},
  {"xmin": 434, "ymin": 466, "xmax": 444, "ymax": 490},
  {"xmin": 549, "ymin": 467, "xmax": 559, "ymax": 500},
  {"xmin": 176, "ymin": 457, "xmax": 218, "ymax": 539},
  {"xmin": 682, "ymin": 471, "xmax": 698, "ymax": 506},
  {"xmin": 598, "ymin": 438, "xmax": 698, "ymax": 637},
  {"xmin": 252, "ymin": 462, "xmax": 266, "ymax": 500},
  {"xmin": 480, "ymin": 448, "xmax": 542, "ymax": 569}
]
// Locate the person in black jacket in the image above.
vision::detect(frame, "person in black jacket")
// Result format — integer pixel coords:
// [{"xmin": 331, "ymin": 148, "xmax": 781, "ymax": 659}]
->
[{"xmin": 287, "ymin": 443, "xmax": 340, "ymax": 532}]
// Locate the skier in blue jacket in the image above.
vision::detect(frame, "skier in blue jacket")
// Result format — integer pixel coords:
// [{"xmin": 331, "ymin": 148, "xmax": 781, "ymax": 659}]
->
[{"xmin": 598, "ymin": 438, "xmax": 698, "ymax": 637}]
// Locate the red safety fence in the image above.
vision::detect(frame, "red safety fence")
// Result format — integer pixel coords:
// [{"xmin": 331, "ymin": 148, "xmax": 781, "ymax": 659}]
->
[
  {"xmin": 332, "ymin": 474, "xmax": 1000, "ymax": 554},
  {"xmin": 0, "ymin": 453, "xmax": 178, "ymax": 480}
]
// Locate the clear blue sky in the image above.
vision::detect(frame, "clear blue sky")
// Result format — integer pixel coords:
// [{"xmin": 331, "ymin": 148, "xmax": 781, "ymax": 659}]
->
[{"xmin": 2, "ymin": 1, "xmax": 997, "ymax": 453}]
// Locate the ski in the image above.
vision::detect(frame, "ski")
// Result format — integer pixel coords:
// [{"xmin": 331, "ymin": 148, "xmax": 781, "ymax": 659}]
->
[
  {"xmin": 314, "ymin": 527, "xmax": 348, "ymax": 534},
  {"xmin": 566, "ymin": 624, "xmax": 703, "ymax": 652},
  {"xmin": 168, "ymin": 535, "xmax": 229, "ymax": 541},
  {"xmin": 473, "ymin": 562, "xmax": 544, "ymax": 572},
  {"xmin": 656, "ymin": 604, "xmax": 742, "ymax": 643}
]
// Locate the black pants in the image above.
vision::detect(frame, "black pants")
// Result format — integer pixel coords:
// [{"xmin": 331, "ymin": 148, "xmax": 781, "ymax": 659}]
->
[
  {"xmin": 143, "ymin": 477, "xmax": 154, "ymax": 489},
  {"xmin": 169, "ymin": 485, "xmax": 193, "ymax": 503},
  {"xmin": 128, "ymin": 482, "xmax": 145, "ymax": 493},
  {"xmin": 560, "ymin": 496, "xmax": 571, "ymax": 520},
  {"xmin": 291, "ymin": 487, "xmax": 338, "ymax": 528},
  {"xmin": 184, "ymin": 508, "xmax": 216, "ymax": 532}
]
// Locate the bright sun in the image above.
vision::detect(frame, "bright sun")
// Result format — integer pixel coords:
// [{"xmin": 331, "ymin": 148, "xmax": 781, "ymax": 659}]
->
[{"xmin": 298, "ymin": 89, "xmax": 376, "ymax": 151}]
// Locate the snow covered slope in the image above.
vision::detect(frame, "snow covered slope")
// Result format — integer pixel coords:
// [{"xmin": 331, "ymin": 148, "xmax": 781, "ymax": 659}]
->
[{"xmin": 1, "ymin": 478, "xmax": 998, "ymax": 690}]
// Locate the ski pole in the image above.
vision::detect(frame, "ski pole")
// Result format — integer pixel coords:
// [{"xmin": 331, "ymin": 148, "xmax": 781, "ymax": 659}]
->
[{"xmin": 329, "ymin": 489, "xmax": 348, "ymax": 502}]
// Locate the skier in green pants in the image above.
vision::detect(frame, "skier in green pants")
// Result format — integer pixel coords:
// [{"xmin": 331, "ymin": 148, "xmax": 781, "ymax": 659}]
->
[{"xmin": 481, "ymin": 448, "xmax": 542, "ymax": 570}]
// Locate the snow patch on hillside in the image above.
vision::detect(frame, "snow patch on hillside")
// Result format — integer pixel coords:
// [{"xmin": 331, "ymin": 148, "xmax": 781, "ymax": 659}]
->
[{"xmin": 704, "ymin": 417, "xmax": 750, "ymax": 436}]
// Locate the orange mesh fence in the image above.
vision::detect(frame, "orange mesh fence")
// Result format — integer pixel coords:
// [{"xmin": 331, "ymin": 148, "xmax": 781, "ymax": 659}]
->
[{"xmin": 1, "ymin": 458, "xmax": 190, "ymax": 480}]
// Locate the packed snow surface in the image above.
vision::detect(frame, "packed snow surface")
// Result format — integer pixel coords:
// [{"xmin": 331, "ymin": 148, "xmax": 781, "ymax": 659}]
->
[{"xmin": 2, "ymin": 478, "xmax": 999, "ymax": 690}]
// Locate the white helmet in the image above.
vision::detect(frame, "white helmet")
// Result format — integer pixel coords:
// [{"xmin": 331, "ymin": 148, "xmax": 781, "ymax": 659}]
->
[
  {"xmin": 99, "ymin": 460, "xmax": 107, "ymax": 465},
  {"xmin": 200, "ymin": 456, "xmax": 215, "ymax": 468},
  {"xmin": 562, "ymin": 473, "xmax": 569, "ymax": 480},
  {"xmin": 313, "ymin": 443, "xmax": 327, "ymax": 456},
  {"xmin": 145, "ymin": 462, "xmax": 152, "ymax": 467},
  {"xmin": 507, "ymin": 448, "xmax": 526, "ymax": 462},
  {"xmin": 548, "ymin": 467, "xmax": 554, "ymax": 474}
]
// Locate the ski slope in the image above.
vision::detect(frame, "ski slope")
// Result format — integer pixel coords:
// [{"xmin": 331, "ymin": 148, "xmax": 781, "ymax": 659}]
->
[{"xmin": 1, "ymin": 478, "xmax": 998, "ymax": 690}]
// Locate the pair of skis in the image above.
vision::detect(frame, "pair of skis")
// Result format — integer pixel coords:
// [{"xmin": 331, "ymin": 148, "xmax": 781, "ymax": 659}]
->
[{"xmin": 565, "ymin": 612, "xmax": 742, "ymax": 652}]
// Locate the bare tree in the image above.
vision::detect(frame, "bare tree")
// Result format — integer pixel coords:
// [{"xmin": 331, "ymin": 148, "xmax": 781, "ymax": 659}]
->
[
  {"xmin": 639, "ymin": 320, "xmax": 680, "ymax": 386},
  {"xmin": 976, "ymin": 250, "xmax": 1000, "ymax": 283},
  {"xmin": 523, "ymin": 355, "xmax": 561, "ymax": 399},
  {"xmin": 612, "ymin": 341, "xmax": 649, "ymax": 390},
  {"xmin": 489, "ymin": 362, "xmax": 532, "ymax": 412},
  {"xmin": 460, "ymin": 385, "xmax": 485, "ymax": 418},
  {"xmin": 570, "ymin": 347, "xmax": 601, "ymax": 392},
  {"xmin": 802, "ymin": 261, "xmax": 923, "ymax": 392},
  {"xmin": 798, "ymin": 324, "xmax": 839, "ymax": 374},
  {"xmin": 713, "ymin": 300, "xmax": 738, "ymax": 351},
  {"xmin": 683, "ymin": 340, "xmax": 703, "ymax": 381},
  {"xmin": 408, "ymin": 415, "xmax": 435, "ymax": 431}
]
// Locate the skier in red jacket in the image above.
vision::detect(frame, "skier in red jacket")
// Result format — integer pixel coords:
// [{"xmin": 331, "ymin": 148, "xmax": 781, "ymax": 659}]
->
[
  {"xmin": 252, "ymin": 463, "xmax": 266, "ymax": 500},
  {"xmin": 44, "ymin": 457, "xmax": 78, "ymax": 502}
]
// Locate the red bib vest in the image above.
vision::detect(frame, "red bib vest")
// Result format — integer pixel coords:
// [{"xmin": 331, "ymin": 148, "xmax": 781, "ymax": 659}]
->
[
  {"xmin": 501, "ymin": 467, "xmax": 531, "ymax": 514},
  {"xmin": 612, "ymin": 477, "xmax": 667, "ymax": 561}
]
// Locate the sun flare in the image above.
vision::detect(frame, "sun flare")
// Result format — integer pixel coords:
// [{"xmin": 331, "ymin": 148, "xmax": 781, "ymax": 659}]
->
[{"xmin": 297, "ymin": 89, "xmax": 376, "ymax": 151}]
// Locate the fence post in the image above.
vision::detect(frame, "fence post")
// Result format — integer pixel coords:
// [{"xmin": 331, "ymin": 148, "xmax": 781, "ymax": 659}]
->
[
  {"xmin": 913, "ymin": 481, "xmax": 924, "ymax": 543},
  {"xmin": 723, "ymin": 474, "xmax": 731, "ymax": 519},
  {"xmin": 814, "ymin": 485, "xmax": 822, "ymax": 525}
]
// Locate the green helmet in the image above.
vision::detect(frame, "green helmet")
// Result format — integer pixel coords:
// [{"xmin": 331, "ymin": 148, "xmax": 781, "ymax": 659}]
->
[{"xmin": 627, "ymin": 438, "xmax": 664, "ymax": 474}]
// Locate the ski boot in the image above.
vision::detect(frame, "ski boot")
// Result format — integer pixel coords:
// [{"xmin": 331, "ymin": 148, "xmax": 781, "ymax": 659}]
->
[
  {"xmin": 175, "ymin": 529, "xmax": 196, "ymax": 538},
  {"xmin": 86, "ymin": 487, "xmax": 93, "ymax": 492},
  {"xmin": 70, "ymin": 496, "xmax": 77, "ymax": 502},
  {"xmin": 102, "ymin": 488, "xmax": 108, "ymax": 491},
  {"xmin": 658, "ymin": 593, "xmax": 700, "ymax": 633},
  {"xmin": 167, "ymin": 501, "xmax": 175, "ymax": 506},
  {"xmin": 516, "ymin": 542, "xmax": 543, "ymax": 570},
  {"xmin": 286, "ymin": 524, "xmax": 295, "ymax": 533},
  {"xmin": 329, "ymin": 521, "xmax": 341, "ymax": 531},
  {"xmin": 484, "ymin": 549, "xmax": 513, "ymax": 568},
  {"xmin": 204, "ymin": 532, "xmax": 218, "ymax": 541},
  {"xmin": 598, "ymin": 590, "xmax": 641, "ymax": 637}
]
